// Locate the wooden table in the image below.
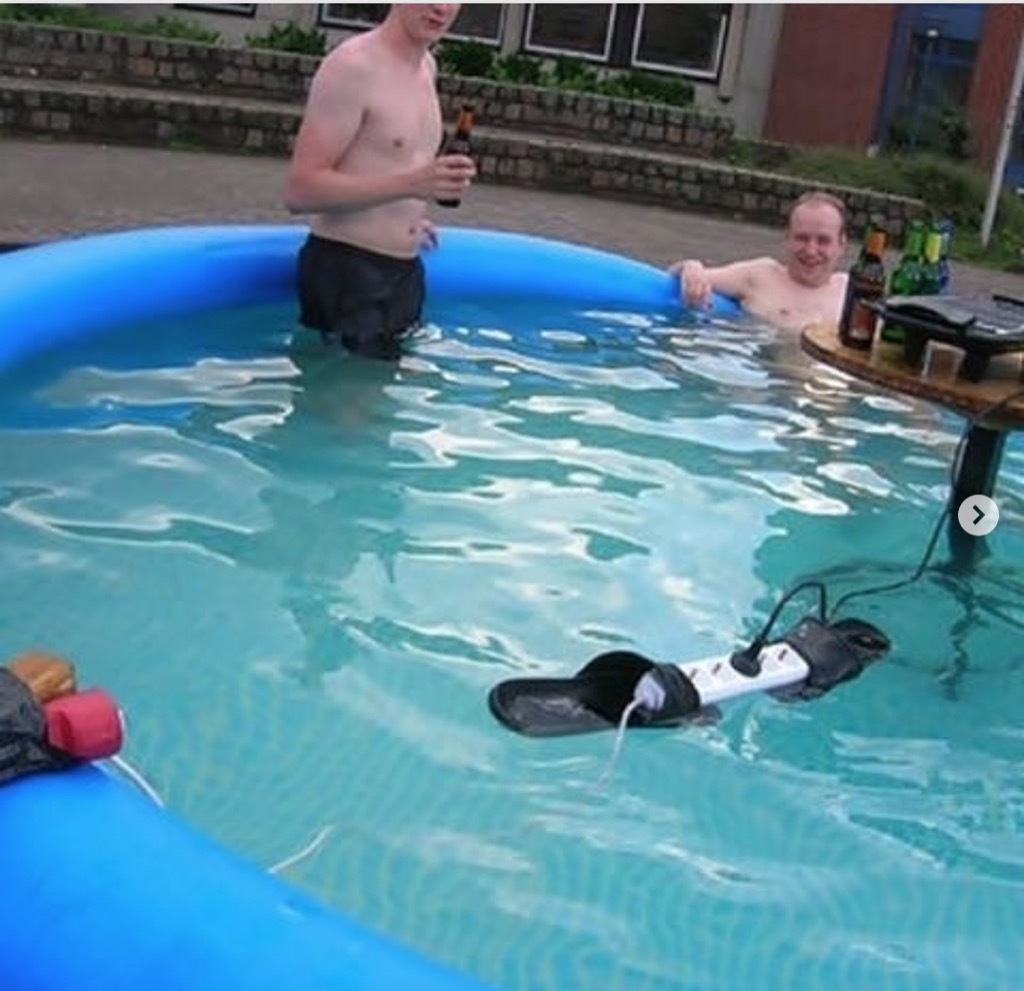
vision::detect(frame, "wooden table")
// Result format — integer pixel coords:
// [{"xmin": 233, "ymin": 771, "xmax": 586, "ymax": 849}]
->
[{"xmin": 801, "ymin": 323, "xmax": 1024, "ymax": 568}]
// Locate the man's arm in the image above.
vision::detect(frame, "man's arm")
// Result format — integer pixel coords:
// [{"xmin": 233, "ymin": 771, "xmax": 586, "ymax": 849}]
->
[
  {"xmin": 284, "ymin": 53, "xmax": 419, "ymax": 214},
  {"xmin": 670, "ymin": 257, "xmax": 768, "ymax": 309}
]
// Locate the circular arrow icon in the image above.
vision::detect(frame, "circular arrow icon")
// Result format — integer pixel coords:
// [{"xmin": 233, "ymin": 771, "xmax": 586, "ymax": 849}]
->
[{"xmin": 957, "ymin": 495, "xmax": 999, "ymax": 537}]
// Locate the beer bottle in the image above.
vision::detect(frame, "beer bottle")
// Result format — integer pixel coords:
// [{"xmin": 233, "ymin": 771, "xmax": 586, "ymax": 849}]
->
[
  {"xmin": 436, "ymin": 104, "xmax": 476, "ymax": 210},
  {"xmin": 838, "ymin": 227, "xmax": 888, "ymax": 351},
  {"xmin": 881, "ymin": 220, "xmax": 925, "ymax": 344}
]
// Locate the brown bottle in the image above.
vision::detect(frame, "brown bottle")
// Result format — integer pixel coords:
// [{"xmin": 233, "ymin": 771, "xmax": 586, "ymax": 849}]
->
[
  {"xmin": 436, "ymin": 104, "xmax": 475, "ymax": 209},
  {"xmin": 7, "ymin": 650, "xmax": 77, "ymax": 704},
  {"xmin": 838, "ymin": 227, "xmax": 888, "ymax": 351}
]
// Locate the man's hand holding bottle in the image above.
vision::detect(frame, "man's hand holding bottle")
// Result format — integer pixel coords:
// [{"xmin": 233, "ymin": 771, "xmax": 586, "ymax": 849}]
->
[
  {"xmin": 416, "ymin": 154, "xmax": 476, "ymax": 203},
  {"xmin": 435, "ymin": 103, "xmax": 477, "ymax": 209}
]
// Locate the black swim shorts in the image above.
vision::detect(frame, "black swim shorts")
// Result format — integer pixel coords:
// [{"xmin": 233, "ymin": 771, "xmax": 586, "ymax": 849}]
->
[{"xmin": 297, "ymin": 233, "xmax": 426, "ymax": 360}]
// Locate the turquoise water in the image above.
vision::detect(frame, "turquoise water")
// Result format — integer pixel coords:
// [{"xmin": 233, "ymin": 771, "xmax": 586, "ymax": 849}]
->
[{"xmin": 0, "ymin": 300, "xmax": 1022, "ymax": 991}]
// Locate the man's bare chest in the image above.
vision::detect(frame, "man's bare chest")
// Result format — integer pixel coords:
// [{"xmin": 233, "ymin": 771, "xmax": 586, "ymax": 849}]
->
[
  {"xmin": 759, "ymin": 282, "xmax": 837, "ymax": 331},
  {"xmin": 359, "ymin": 88, "xmax": 442, "ymax": 161}
]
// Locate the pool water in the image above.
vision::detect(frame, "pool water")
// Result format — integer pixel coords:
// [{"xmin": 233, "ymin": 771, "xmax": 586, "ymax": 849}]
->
[{"xmin": 1, "ymin": 300, "xmax": 1022, "ymax": 991}]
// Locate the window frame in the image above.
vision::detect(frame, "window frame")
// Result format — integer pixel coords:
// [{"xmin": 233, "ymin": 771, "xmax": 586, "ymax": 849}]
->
[
  {"xmin": 523, "ymin": 4, "xmax": 617, "ymax": 64},
  {"xmin": 448, "ymin": 4, "xmax": 507, "ymax": 46},
  {"xmin": 174, "ymin": 3, "xmax": 257, "ymax": 15},
  {"xmin": 629, "ymin": 4, "xmax": 731, "ymax": 80},
  {"xmin": 317, "ymin": 4, "xmax": 506, "ymax": 41},
  {"xmin": 317, "ymin": 4, "xmax": 387, "ymax": 30}
]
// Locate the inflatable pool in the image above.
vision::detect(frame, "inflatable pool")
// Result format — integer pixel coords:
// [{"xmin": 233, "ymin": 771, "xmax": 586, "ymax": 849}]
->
[{"xmin": 0, "ymin": 225, "xmax": 738, "ymax": 991}]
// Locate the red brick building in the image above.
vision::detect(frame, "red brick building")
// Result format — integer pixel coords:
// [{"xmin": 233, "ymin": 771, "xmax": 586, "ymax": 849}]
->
[{"xmin": 764, "ymin": 4, "xmax": 1024, "ymax": 184}]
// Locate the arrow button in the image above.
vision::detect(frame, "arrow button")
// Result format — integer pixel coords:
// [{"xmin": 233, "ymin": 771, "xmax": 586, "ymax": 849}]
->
[{"xmin": 957, "ymin": 495, "xmax": 999, "ymax": 537}]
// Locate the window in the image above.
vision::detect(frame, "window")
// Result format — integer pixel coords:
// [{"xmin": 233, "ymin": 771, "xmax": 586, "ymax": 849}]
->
[
  {"xmin": 525, "ymin": 4, "xmax": 614, "ymax": 61},
  {"xmin": 902, "ymin": 29, "xmax": 977, "ymax": 112},
  {"xmin": 319, "ymin": 5, "xmax": 504, "ymax": 41},
  {"xmin": 319, "ymin": 4, "xmax": 387, "ymax": 29},
  {"xmin": 175, "ymin": 3, "xmax": 256, "ymax": 14},
  {"xmin": 1007, "ymin": 108, "xmax": 1024, "ymax": 193},
  {"xmin": 893, "ymin": 24, "xmax": 978, "ymax": 155},
  {"xmin": 450, "ymin": 5, "xmax": 505, "ymax": 45},
  {"xmin": 631, "ymin": 5, "xmax": 730, "ymax": 78}
]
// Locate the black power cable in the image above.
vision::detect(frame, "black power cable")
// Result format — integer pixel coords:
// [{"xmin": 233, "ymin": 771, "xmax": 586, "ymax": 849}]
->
[{"xmin": 731, "ymin": 385, "xmax": 1024, "ymax": 675}]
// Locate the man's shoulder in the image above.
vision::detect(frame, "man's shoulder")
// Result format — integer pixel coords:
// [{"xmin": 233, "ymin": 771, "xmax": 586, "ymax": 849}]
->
[
  {"xmin": 316, "ymin": 32, "xmax": 376, "ymax": 79},
  {"xmin": 740, "ymin": 256, "xmax": 784, "ymax": 282},
  {"xmin": 706, "ymin": 256, "xmax": 776, "ymax": 279}
]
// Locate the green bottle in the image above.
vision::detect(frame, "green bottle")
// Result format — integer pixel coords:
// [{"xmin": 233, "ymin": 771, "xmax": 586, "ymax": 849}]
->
[
  {"xmin": 881, "ymin": 221, "xmax": 925, "ymax": 344},
  {"xmin": 890, "ymin": 221, "xmax": 925, "ymax": 296},
  {"xmin": 918, "ymin": 230, "xmax": 943, "ymax": 295}
]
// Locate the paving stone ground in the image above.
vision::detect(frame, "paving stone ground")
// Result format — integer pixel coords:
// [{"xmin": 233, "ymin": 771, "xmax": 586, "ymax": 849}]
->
[{"xmin": 3, "ymin": 137, "xmax": 1023, "ymax": 300}]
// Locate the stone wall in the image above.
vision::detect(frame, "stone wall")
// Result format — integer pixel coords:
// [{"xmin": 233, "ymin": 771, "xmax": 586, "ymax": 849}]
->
[
  {"xmin": 437, "ymin": 76, "xmax": 734, "ymax": 159},
  {"xmin": 0, "ymin": 22, "xmax": 314, "ymax": 99},
  {"xmin": 0, "ymin": 21, "xmax": 927, "ymax": 233},
  {"xmin": 0, "ymin": 75, "xmax": 297, "ymax": 155},
  {"xmin": 0, "ymin": 22, "xmax": 735, "ymax": 158}
]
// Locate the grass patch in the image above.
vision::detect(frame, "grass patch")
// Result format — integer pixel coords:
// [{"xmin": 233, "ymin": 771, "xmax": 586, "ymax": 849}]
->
[{"xmin": 0, "ymin": 4, "xmax": 222, "ymax": 43}]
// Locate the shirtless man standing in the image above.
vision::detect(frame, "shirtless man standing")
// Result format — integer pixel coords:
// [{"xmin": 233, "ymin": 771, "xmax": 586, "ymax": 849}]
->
[
  {"xmin": 671, "ymin": 192, "xmax": 849, "ymax": 332},
  {"xmin": 284, "ymin": 4, "xmax": 475, "ymax": 359}
]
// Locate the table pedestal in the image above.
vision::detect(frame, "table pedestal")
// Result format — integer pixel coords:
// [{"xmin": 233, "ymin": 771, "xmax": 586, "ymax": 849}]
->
[
  {"xmin": 948, "ymin": 425, "xmax": 1006, "ymax": 569},
  {"xmin": 800, "ymin": 324, "xmax": 1024, "ymax": 573}
]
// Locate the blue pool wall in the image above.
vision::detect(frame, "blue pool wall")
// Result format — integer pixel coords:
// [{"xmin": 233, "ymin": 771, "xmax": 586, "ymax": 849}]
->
[
  {"xmin": 0, "ymin": 224, "xmax": 739, "ymax": 991},
  {"xmin": 0, "ymin": 224, "xmax": 739, "ymax": 370}
]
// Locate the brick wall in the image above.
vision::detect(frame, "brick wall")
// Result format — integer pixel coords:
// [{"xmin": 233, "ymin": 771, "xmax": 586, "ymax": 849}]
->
[
  {"xmin": 763, "ymin": 5, "xmax": 899, "ymax": 150},
  {"xmin": 967, "ymin": 6, "xmax": 1024, "ymax": 171}
]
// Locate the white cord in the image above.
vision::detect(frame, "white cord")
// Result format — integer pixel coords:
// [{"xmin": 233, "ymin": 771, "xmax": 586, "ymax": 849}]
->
[
  {"xmin": 596, "ymin": 697, "xmax": 643, "ymax": 788},
  {"xmin": 269, "ymin": 825, "xmax": 336, "ymax": 875},
  {"xmin": 103, "ymin": 753, "xmax": 335, "ymax": 876},
  {"xmin": 105, "ymin": 754, "xmax": 165, "ymax": 808}
]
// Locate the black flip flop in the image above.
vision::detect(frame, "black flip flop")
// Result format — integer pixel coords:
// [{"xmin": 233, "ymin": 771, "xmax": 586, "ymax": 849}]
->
[{"xmin": 487, "ymin": 650, "xmax": 701, "ymax": 738}]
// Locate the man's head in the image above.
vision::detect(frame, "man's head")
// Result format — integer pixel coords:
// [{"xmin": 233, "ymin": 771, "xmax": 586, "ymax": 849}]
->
[
  {"xmin": 783, "ymin": 191, "xmax": 847, "ymax": 288},
  {"xmin": 388, "ymin": 4, "xmax": 461, "ymax": 46}
]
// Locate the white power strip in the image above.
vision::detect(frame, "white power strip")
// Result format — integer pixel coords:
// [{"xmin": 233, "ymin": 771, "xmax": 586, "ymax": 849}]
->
[{"xmin": 671, "ymin": 642, "xmax": 810, "ymax": 708}]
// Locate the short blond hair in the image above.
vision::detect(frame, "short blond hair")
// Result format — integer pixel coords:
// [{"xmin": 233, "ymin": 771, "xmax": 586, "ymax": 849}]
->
[{"xmin": 787, "ymin": 191, "xmax": 848, "ymax": 237}]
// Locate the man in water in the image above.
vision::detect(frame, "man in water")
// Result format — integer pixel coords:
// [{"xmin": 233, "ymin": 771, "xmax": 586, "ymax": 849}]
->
[
  {"xmin": 670, "ymin": 191, "xmax": 849, "ymax": 331},
  {"xmin": 284, "ymin": 4, "xmax": 476, "ymax": 359}
]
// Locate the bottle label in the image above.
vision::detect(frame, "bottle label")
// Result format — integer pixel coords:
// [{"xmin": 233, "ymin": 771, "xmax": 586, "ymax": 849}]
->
[
  {"xmin": 846, "ymin": 299, "xmax": 878, "ymax": 344},
  {"xmin": 445, "ymin": 137, "xmax": 471, "ymax": 156}
]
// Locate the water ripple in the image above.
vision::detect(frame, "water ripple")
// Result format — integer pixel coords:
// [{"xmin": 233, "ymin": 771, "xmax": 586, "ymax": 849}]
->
[{"xmin": 0, "ymin": 301, "xmax": 1021, "ymax": 991}]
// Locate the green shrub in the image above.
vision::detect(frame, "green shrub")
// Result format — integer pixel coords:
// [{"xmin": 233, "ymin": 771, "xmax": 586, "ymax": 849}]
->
[
  {"xmin": 246, "ymin": 22, "xmax": 326, "ymax": 56},
  {"xmin": 436, "ymin": 39, "xmax": 495, "ymax": 79},
  {"xmin": 0, "ymin": 4, "xmax": 221, "ymax": 43},
  {"xmin": 0, "ymin": 3, "xmax": 95, "ymax": 26},
  {"xmin": 598, "ymin": 70, "xmax": 694, "ymax": 107},
  {"xmin": 134, "ymin": 15, "xmax": 221, "ymax": 44},
  {"xmin": 551, "ymin": 55, "xmax": 599, "ymax": 90},
  {"xmin": 492, "ymin": 57, "xmax": 691, "ymax": 106},
  {"xmin": 493, "ymin": 53, "xmax": 543, "ymax": 86},
  {"xmin": 887, "ymin": 103, "xmax": 972, "ymax": 161}
]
